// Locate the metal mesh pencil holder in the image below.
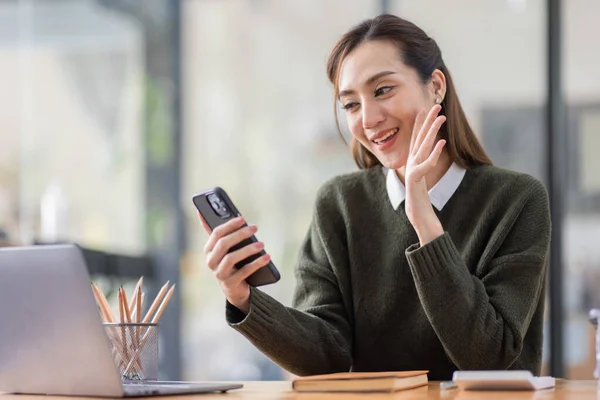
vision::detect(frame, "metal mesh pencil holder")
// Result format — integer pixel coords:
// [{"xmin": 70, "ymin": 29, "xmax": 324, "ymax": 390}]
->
[{"xmin": 103, "ymin": 323, "xmax": 159, "ymax": 382}]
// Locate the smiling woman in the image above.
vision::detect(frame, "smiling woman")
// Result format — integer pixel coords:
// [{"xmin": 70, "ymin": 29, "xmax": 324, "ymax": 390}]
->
[
  {"xmin": 328, "ymin": 19, "xmax": 491, "ymax": 172},
  {"xmin": 196, "ymin": 14, "xmax": 552, "ymax": 381}
]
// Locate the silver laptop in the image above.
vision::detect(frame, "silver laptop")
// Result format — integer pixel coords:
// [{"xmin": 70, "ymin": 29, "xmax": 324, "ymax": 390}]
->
[{"xmin": 0, "ymin": 244, "xmax": 243, "ymax": 397}]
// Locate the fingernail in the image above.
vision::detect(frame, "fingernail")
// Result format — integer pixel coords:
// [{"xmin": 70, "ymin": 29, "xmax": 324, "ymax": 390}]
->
[
  {"xmin": 250, "ymin": 225, "xmax": 258, "ymax": 233},
  {"xmin": 256, "ymin": 242, "xmax": 264, "ymax": 249}
]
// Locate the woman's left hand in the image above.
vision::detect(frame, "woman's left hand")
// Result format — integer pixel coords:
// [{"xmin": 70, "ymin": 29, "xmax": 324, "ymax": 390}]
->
[{"xmin": 404, "ymin": 104, "xmax": 447, "ymax": 246}]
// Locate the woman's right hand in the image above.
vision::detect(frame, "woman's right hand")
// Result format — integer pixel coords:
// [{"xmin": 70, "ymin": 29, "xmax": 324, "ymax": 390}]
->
[{"xmin": 198, "ymin": 212, "xmax": 271, "ymax": 314}]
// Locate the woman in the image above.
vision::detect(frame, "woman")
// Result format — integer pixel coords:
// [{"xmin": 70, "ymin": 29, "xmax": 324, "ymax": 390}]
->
[{"xmin": 198, "ymin": 14, "xmax": 551, "ymax": 381}]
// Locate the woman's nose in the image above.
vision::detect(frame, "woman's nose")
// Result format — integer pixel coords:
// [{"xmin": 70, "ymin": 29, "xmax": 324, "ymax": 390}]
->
[{"xmin": 361, "ymin": 101, "xmax": 385, "ymax": 130}]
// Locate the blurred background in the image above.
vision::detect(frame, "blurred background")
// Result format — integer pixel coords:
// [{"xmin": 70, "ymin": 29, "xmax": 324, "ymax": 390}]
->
[{"xmin": 0, "ymin": 0, "xmax": 598, "ymax": 381}]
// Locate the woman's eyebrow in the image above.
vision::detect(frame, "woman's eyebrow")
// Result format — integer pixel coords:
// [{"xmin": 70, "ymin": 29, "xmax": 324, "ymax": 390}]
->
[
  {"xmin": 365, "ymin": 70, "xmax": 396, "ymax": 85},
  {"xmin": 338, "ymin": 71, "xmax": 397, "ymax": 99}
]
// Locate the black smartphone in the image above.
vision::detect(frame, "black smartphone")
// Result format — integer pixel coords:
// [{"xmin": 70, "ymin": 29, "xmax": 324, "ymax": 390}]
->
[{"xmin": 192, "ymin": 187, "xmax": 281, "ymax": 287}]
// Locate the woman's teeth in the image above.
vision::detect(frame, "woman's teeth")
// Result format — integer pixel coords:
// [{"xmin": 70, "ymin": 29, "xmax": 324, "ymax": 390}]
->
[{"xmin": 374, "ymin": 128, "xmax": 398, "ymax": 144}]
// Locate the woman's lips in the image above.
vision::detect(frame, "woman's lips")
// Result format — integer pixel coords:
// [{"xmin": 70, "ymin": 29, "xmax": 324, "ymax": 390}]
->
[{"xmin": 372, "ymin": 128, "xmax": 399, "ymax": 150}]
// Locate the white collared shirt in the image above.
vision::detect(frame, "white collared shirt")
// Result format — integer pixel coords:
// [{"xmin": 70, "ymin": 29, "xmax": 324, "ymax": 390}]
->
[{"xmin": 383, "ymin": 163, "xmax": 467, "ymax": 211}]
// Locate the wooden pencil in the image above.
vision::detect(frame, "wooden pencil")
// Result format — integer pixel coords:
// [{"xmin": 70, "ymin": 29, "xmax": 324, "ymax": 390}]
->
[
  {"xmin": 142, "ymin": 281, "xmax": 170, "ymax": 323},
  {"xmin": 124, "ymin": 284, "xmax": 176, "ymax": 376},
  {"xmin": 91, "ymin": 284, "xmax": 110, "ymax": 323},
  {"xmin": 118, "ymin": 288, "xmax": 125, "ymax": 324},
  {"xmin": 92, "ymin": 283, "xmax": 115, "ymax": 323},
  {"xmin": 136, "ymin": 286, "xmax": 142, "ymax": 345},
  {"xmin": 92, "ymin": 284, "xmax": 132, "ymax": 371},
  {"xmin": 129, "ymin": 277, "xmax": 144, "ymax": 316},
  {"xmin": 121, "ymin": 287, "xmax": 133, "ymax": 324},
  {"xmin": 150, "ymin": 284, "xmax": 176, "ymax": 323}
]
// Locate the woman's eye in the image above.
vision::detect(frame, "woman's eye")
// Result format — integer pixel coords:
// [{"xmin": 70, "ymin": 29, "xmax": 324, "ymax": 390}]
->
[
  {"xmin": 342, "ymin": 102, "xmax": 359, "ymax": 111},
  {"xmin": 374, "ymin": 86, "xmax": 394, "ymax": 97}
]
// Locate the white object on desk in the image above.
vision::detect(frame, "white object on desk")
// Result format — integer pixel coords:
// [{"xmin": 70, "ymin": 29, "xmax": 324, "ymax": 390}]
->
[{"xmin": 452, "ymin": 370, "xmax": 555, "ymax": 391}]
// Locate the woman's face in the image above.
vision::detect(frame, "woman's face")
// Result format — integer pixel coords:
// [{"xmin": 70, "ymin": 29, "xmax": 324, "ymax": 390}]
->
[{"xmin": 338, "ymin": 40, "xmax": 437, "ymax": 170}]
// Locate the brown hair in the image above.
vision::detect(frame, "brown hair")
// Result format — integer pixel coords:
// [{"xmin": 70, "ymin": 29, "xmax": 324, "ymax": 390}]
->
[{"xmin": 327, "ymin": 14, "xmax": 492, "ymax": 169}]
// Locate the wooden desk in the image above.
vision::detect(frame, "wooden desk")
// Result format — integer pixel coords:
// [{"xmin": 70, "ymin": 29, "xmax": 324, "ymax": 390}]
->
[{"xmin": 0, "ymin": 381, "xmax": 598, "ymax": 399}]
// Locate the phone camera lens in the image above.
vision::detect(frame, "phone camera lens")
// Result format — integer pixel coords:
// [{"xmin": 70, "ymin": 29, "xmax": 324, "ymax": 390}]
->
[{"xmin": 207, "ymin": 194, "xmax": 231, "ymax": 218}]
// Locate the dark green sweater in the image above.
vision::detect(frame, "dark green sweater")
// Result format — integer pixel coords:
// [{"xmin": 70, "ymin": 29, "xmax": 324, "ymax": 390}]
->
[{"xmin": 226, "ymin": 165, "xmax": 551, "ymax": 380}]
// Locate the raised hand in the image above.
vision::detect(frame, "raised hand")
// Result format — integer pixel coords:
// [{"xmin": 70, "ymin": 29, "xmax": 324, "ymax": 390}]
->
[{"xmin": 404, "ymin": 104, "xmax": 447, "ymax": 245}]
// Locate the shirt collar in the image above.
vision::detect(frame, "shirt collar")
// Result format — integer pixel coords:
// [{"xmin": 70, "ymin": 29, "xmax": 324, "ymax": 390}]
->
[{"xmin": 383, "ymin": 163, "xmax": 466, "ymax": 211}]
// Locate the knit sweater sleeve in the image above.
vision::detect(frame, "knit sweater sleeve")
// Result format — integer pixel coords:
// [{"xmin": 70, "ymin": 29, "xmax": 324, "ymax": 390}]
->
[
  {"xmin": 225, "ymin": 185, "xmax": 353, "ymax": 376},
  {"xmin": 405, "ymin": 177, "xmax": 551, "ymax": 370}
]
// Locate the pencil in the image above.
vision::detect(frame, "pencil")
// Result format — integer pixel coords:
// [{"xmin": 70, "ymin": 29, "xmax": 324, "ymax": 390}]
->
[
  {"xmin": 142, "ymin": 281, "xmax": 170, "ymax": 323},
  {"xmin": 136, "ymin": 286, "xmax": 142, "ymax": 345},
  {"xmin": 126, "ymin": 288, "xmax": 145, "ymax": 375},
  {"xmin": 122, "ymin": 286, "xmax": 139, "ymax": 361},
  {"xmin": 136, "ymin": 289, "xmax": 142, "ymax": 323},
  {"xmin": 92, "ymin": 283, "xmax": 115, "ymax": 323},
  {"xmin": 121, "ymin": 287, "xmax": 133, "ymax": 324},
  {"xmin": 129, "ymin": 277, "xmax": 143, "ymax": 316},
  {"xmin": 118, "ymin": 288, "xmax": 125, "ymax": 324},
  {"xmin": 131, "ymin": 291, "xmax": 145, "ymax": 321},
  {"xmin": 124, "ymin": 284, "xmax": 176, "ymax": 376},
  {"xmin": 93, "ymin": 284, "xmax": 129, "ymax": 371},
  {"xmin": 150, "ymin": 284, "xmax": 176, "ymax": 323},
  {"xmin": 92, "ymin": 283, "xmax": 143, "ymax": 375},
  {"xmin": 118, "ymin": 288, "xmax": 128, "ymax": 368},
  {"xmin": 91, "ymin": 285, "xmax": 110, "ymax": 322}
]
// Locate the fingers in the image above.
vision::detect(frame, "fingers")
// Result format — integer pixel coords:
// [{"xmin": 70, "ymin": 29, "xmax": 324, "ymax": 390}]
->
[
  {"xmin": 213, "ymin": 241, "xmax": 265, "ymax": 280},
  {"xmin": 203, "ymin": 216, "xmax": 246, "ymax": 256},
  {"xmin": 198, "ymin": 212, "xmax": 269, "ymax": 307},
  {"xmin": 412, "ymin": 139, "xmax": 447, "ymax": 179},
  {"xmin": 206, "ymin": 225, "xmax": 258, "ymax": 270},
  {"xmin": 416, "ymin": 114, "xmax": 446, "ymax": 161},
  {"xmin": 225, "ymin": 253, "xmax": 272, "ymax": 286},
  {"xmin": 431, "ymin": 139, "xmax": 447, "ymax": 165},
  {"xmin": 410, "ymin": 109, "xmax": 427, "ymax": 152},
  {"xmin": 210, "ymin": 225, "xmax": 258, "ymax": 267},
  {"xmin": 412, "ymin": 105, "xmax": 443, "ymax": 156}
]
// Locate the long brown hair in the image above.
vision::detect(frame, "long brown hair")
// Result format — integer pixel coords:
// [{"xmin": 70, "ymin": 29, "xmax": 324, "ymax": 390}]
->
[{"xmin": 327, "ymin": 14, "xmax": 492, "ymax": 169}]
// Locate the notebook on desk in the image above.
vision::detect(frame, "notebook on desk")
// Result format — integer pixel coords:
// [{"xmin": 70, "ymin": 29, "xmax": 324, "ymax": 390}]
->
[
  {"xmin": 292, "ymin": 370, "xmax": 428, "ymax": 393},
  {"xmin": 0, "ymin": 244, "xmax": 242, "ymax": 397}
]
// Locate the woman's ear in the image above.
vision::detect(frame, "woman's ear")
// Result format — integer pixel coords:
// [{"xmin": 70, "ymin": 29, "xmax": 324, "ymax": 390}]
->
[{"xmin": 430, "ymin": 69, "xmax": 447, "ymax": 102}]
